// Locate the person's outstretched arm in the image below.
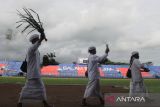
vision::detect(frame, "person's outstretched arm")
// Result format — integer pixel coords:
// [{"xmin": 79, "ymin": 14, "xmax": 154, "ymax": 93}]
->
[
  {"xmin": 38, "ymin": 32, "xmax": 45, "ymax": 43},
  {"xmin": 29, "ymin": 33, "xmax": 45, "ymax": 53},
  {"xmin": 95, "ymin": 46, "xmax": 110, "ymax": 62}
]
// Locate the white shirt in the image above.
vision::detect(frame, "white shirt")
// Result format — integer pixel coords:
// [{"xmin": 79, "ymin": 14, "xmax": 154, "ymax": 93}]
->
[
  {"xmin": 26, "ymin": 42, "xmax": 41, "ymax": 79},
  {"xmin": 88, "ymin": 53, "xmax": 108, "ymax": 81},
  {"xmin": 131, "ymin": 58, "xmax": 144, "ymax": 82}
]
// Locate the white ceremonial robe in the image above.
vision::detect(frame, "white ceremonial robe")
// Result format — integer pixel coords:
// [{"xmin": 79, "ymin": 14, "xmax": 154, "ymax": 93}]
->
[
  {"xmin": 19, "ymin": 41, "xmax": 47, "ymax": 102},
  {"xmin": 129, "ymin": 58, "xmax": 148, "ymax": 97},
  {"xmin": 19, "ymin": 79, "xmax": 47, "ymax": 101},
  {"xmin": 84, "ymin": 53, "xmax": 108, "ymax": 98}
]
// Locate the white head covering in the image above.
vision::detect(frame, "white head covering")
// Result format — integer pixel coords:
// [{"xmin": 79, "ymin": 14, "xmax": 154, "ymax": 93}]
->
[
  {"xmin": 88, "ymin": 46, "xmax": 96, "ymax": 51},
  {"xmin": 131, "ymin": 51, "xmax": 139, "ymax": 56},
  {"xmin": 29, "ymin": 34, "xmax": 39, "ymax": 42}
]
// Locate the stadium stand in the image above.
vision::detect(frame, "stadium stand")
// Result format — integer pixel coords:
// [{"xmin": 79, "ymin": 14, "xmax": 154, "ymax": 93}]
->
[
  {"xmin": 6, "ymin": 61, "xmax": 22, "ymax": 72},
  {"xmin": 148, "ymin": 66, "xmax": 160, "ymax": 78},
  {"xmin": 41, "ymin": 65, "xmax": 59, "ymax": 77},
  {"xmin": 0, "ymin": 64, "xmax": 6, "ymax": 75},
  {"xmin": 0, "ymin": 61, "xmax": 158, "ymax": 78},
  {"xmin": 76, "ymin": 64, "xmax": 87, "ymax": 77},
  {"xmin": 101, "ymin": 65, "xmax": 123, "ymax": 78},
  {"xmin": 0, "ymin": 61, "xmax": 22, "ymax": 76},
  {"xmin": 98, "ymin": 67, "xmax": 105, "ymax": 77},
  {"xmin": 58, "ymin": 64, "xmax": 78, "ymax": 77}
]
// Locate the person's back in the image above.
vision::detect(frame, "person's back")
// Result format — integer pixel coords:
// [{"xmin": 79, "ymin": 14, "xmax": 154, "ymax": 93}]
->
[
  {"xmin": 129, "ymin": 51, "xmax": 149, "ymax": 98},
  {"xmin": 18, "ymin": 34, "xmax": 51, "ymax": 107},
  {"xmin": 88, "ymin": 54, "xmax": 100, "ymax": 81},
  {"xmin": 131, "ymin": 58, "xmax": 143, "ymax": 82},
  {"xmin": 27, "ymin": 41, "xmax": 41, "ymax": 79},
  {"xmin": 82, "ymin": 45, "xmax": 109, "ymax": 106}
]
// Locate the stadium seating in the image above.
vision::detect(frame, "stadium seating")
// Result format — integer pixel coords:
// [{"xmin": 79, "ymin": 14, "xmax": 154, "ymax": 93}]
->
[
  {"xmin": 58, "ymin": 64, "xmax": 78, "ymax": 77},
  {"xmin": 0, "ymin": 64, "xmax": 6, "ymax": 75},
  {"xmin": 0, "ymin": 61, "xmax": 22, "ymax": 76},
  {"xmin": 41, "ymin": 65, "xmax": 59, "ymax": 77},
  {"xmin": 6, "ymin": 61, "xmax": 22, "ymax": 72},
  {"xmin": 0, "ymin": 61, "xmax": 158, "ymax": 78},
  {"xmin": 100, "ymin": 65, "xmax": 123, "ymax": 78},
  {"xmin": 148, "ymin": 66, "xmax": 160, "ymax": 78},
  {"xmin": 76, "ymin": 64, "xmax": 87, "ymax": 77}
]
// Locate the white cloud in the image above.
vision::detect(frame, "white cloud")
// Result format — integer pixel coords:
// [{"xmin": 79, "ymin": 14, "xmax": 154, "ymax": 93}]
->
[{"xmin": 0, "ymin": 0, "xmax": 160, "ymax": 65}]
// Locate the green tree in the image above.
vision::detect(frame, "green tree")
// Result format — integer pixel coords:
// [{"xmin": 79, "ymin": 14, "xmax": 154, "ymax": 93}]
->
[
  {"xmin": 42, "ymin": 53, "xmax": 59, "ymax": 66},
  {"xmin": 100, "ymin": 58, "xmax": 129, "ymax": 65}
]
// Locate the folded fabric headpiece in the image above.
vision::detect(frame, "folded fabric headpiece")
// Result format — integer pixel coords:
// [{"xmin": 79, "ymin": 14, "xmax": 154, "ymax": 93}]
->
[
  {"xmin": 88, "ymin": 46, "xmax": 96, "ymax": 51},
  {"xmin": 132, "ymin": 51, "xmax": 139, "ymax": 56},
  {"xmin": 29, "ymin": 34, "xmax": 39, "ymax": 42}
]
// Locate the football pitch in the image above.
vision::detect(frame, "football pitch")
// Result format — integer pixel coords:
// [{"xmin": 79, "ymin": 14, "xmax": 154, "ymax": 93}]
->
[
  {"xmin": 0, "ymin": 77, "xmax": 159, "ymax": 107},
  {"xmin": 0, "ymin": 77, "xmax": 159, "ymax": 93}
]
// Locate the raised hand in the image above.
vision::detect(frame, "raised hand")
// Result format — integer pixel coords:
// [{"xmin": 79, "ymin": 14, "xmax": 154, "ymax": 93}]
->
[{"xmin": 105, "ymin": 44, "xmax": 110, "ymax": 53}]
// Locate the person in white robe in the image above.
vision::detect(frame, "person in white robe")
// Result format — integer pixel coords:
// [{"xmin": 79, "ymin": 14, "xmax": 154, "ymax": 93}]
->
[
  {"xmin": 82, "ymin": 45, "xmax": 110, "ymax": 106},
  {"xmin": 17, "ymin": 33, "xmax": 51, "ymax": 107},
  {"xmin": 129, "ymin": 51, "xmax": 148, "ymax": 98}
]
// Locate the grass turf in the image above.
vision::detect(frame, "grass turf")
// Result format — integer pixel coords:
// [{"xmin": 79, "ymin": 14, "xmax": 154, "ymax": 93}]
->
[{"xmin": 0, "ymin": 77, "xmax": 159, "ymax": 93}]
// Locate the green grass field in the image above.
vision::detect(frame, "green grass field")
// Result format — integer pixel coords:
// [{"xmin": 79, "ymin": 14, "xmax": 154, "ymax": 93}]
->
[{"xmin": 0, "ymin": 77, "xmax": 159, "ymax": 93}]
